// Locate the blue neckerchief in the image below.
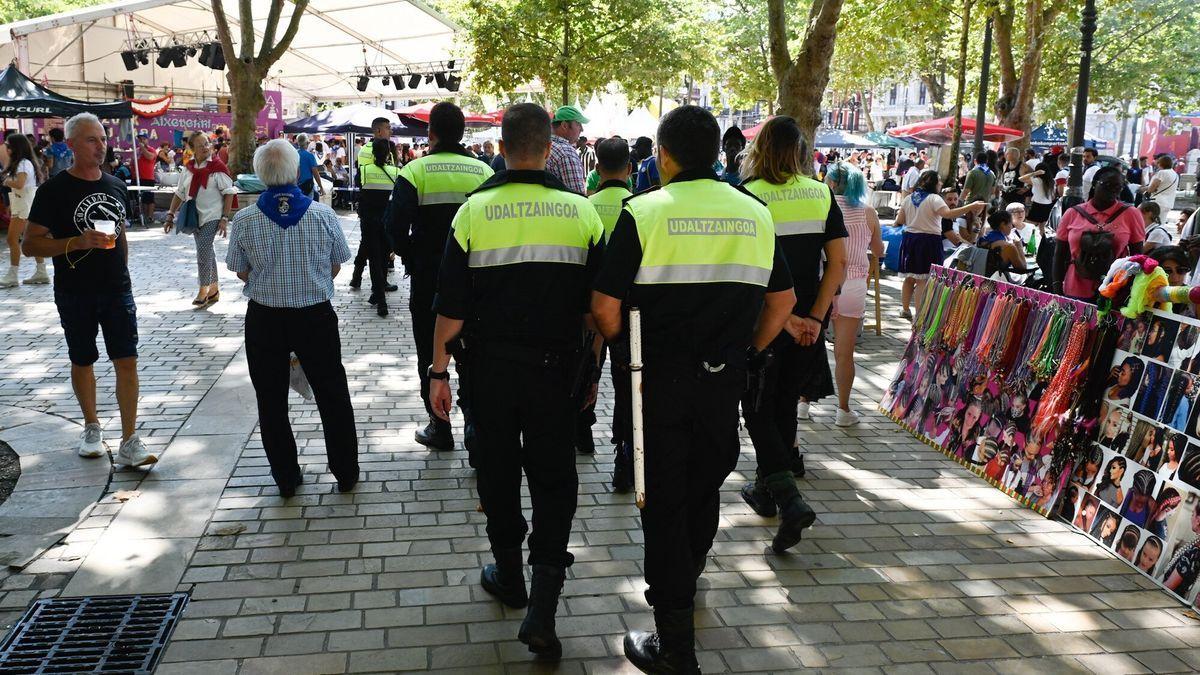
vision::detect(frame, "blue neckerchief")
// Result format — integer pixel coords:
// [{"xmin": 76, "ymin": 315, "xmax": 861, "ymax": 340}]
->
[
  {"xmin": 911, "ymin": 189, "xmax": 931, "ymax": 207},
  {"xmin": 976, "ymin": 163, "xmax": 993, "ymax": 175},
  {"xmin": 256, "ymin": 185, "xmax": 312, "ymax": 229}
]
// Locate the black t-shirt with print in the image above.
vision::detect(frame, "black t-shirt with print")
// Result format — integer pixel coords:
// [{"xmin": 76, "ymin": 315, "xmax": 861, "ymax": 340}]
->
[{"xmin": 28, "ymin": 171, "xmax": 131, "ymax": 293}]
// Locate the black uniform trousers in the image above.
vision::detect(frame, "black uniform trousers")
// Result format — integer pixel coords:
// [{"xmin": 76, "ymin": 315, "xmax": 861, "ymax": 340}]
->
[
  {"xmin": 356, "ymin": 212, "xmax": 391, "ymax": 297},
  {"xmin": 410, "ymin": 266, "xmax": 440, "ymax": 416},
  {"xmin": 741, "ymin": 333, "xmax": 809, "ymax": 479},
  {"xmin": 469, "ymin": 345, "xmax": 578, "ymax": 568},
  {"xmin": 245, "ymin": 301, "xmax": 359, "ymax": 487},
  {"xmin": 641, "ymin": 363, "xmax": 743, "ymax": 610}
]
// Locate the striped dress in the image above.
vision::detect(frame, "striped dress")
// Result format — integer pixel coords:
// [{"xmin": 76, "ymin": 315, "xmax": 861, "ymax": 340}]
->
[{"xmin": 836, "ymin": 195, "xmax": 872, "ymax": 281}]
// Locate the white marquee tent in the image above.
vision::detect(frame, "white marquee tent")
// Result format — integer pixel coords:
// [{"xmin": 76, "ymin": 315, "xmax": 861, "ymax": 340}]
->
[{"xmin": 0, "ymin": 0, "xmax": 460, "ymax": 104}]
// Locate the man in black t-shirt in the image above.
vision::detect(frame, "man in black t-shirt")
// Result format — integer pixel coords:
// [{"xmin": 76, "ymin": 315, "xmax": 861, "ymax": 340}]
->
[{"xmin": 23, "ymin": 113, "xmax": 156, "ymax": 468}]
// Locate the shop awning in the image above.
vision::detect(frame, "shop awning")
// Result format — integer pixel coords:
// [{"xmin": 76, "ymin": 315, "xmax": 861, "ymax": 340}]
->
[
  {"xmin": 283, "ymin": 103, "xmax": 425, "ymax": 136},
  {"xmin": 0, "ymin": 63, "xmax": 132, "ymax": 118}
]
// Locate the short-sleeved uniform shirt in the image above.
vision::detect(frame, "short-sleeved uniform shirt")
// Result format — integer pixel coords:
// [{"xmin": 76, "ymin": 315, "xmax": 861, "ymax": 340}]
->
[
  {"xmin": 592, "ymin": 169, "xmax": 793, "ymax": 366},
  {"xmin": 435, "ymin": 170, "xmax": 605, "ymax": 350},
  {"xmin": 28, "ymin": 171, "xmax": 131, "ymax": 293},
  {"xmin": 742, "ymin": 176, "xmax": 847, "ymax": 317},
  {"xmin": 1056, "ymin": 200, "xmax": 1146, "ymax": 298}
]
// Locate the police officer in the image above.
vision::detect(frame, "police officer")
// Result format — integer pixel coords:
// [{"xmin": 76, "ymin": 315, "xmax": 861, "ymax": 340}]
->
[
  {"xmin": 592, "ymin": 106, "xmax": 795, "ymax": 673},
  {"xmin": 587, "ymin": 138, "xmax": 635, "ymax": 486},
  {"xmin": 351, "ymin": 117, "xmax": 400, "ymax": 286},
  {"xmin": 738, "ymin": 116, "xmax": 848, "ymax": 554},
  {"xmin": 428, "ymin": 103, "xmax": 605, "ymax": 660},
  {"xmin": 357, "ymin": 139, "xmax": 401, "ymax": 317},
  {"xmin": 387, "ymin": 103, "xmax": 493, "ymax": 453}
]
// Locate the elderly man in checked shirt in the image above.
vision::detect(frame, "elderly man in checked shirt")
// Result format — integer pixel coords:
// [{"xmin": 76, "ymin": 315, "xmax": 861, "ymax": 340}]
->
[{"xmin": 226, "ymin": 139, "xmax": 360, "ymax": 498}]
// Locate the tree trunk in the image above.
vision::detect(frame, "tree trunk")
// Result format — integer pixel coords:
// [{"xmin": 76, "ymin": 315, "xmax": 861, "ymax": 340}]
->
[
  {"xmin": 227, "ymin": 65, "xmax": 264, "ymax": 175},
  {"xmin": 863, "ymin": 91, "xmax": 876, "ymax": 132},
  {"xmin": 946, "ymin": 0, "xmax": 972, "ymax": 185},
  {"xmin": 993, "ymin": 0, "xmax": 1063, "ymax": 151},
  {"xmin": 768, "ymin": 0, "xmax": 846, "ymax": 148},
  {"xmin": 560, "ymin": 4, "xmax": 570, "ymax": 105},
  {"xmin": 919, "ymin": 74, "xmax": 947, "ymax": 117}
]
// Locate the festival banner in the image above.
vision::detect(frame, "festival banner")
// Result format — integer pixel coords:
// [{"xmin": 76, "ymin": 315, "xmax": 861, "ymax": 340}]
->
[
  {"xmin": 1057, "ymin": 308, "xmax": 1200, "ymax": 607},
  {"xmin": 880, "ymin": 266, "xmax": 1099, "ymax": 516}
]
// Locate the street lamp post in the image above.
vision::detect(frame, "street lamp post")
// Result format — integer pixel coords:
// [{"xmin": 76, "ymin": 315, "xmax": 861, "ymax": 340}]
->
[
  {"xmin": 973, "ymin": 16, "xmax": 993, "ymax": 156},
  {"xmin": 1063, "ymin": 0, "xmax": 1097, "ymax": 211}
]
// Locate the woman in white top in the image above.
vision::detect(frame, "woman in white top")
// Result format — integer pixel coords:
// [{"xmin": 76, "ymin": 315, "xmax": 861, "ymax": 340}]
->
[
  {"xmin": 1141, "ymin": 155, "xmax": 1179, "ymax": 224},
  {"xmin": 825, "ymin": 162, "xmax": 884, "ymax": 426},
  {"xmin": 894, "ymin": 170, "xmax": 985, "ymax": 319},
  {"xmin": 1, "ymin": 134, "xmax": 49, "ymax": 288},
  {"xmin": 1020, "ymin": 154, "xmax": 1061, "ymax": 229},
  {"xmin": 163, "ymin": 131, "xmax": 237, "ymax": 307}
]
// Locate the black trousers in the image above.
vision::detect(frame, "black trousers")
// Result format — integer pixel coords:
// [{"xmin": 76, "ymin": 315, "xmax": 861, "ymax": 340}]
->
[
  {"xmin": 742, "ymin": 334, "xmax": 808, "ymax": 479},
  {"xmin": 245, "ymin": 301, "xmax": 359, "ymax": 487},
  {"xmin": 410, "ymin": 268, "xmax": 438, "ymax": 416},
  {"xmin": 355, "ymin": 213, "xmax": 390, "ymax": 297},
  {"xmin": 641, "ymin": 364, "xmax": 742, "ymax": 609},
  {"xmin": 470, "ymin": 347, "xmax": 578, "ymax": 568}
]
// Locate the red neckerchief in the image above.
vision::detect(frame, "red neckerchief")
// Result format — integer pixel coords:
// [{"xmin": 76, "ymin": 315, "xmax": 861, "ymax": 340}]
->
[{"xmin": 186, "ymin": 158, "xmax": 231, "ymax": 199}]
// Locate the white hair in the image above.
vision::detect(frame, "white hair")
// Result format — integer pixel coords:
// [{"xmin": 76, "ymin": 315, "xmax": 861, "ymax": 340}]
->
[
  {"xmin": 254, "ymin": 139, "xmax": 300, "ymax": 187},
  {"xmin": 295, "ymin": 133, "xmax": 309, "ymax": 146},
  {"xmin": 65, "ymin": 112, "xmax": 103, "ymax": 139}
]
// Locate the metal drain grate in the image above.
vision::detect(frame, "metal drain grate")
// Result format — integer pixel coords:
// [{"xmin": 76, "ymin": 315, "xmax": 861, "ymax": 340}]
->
[{"xmin": 0, "ymin": 593, "xmax": 188, "ymax": 674}]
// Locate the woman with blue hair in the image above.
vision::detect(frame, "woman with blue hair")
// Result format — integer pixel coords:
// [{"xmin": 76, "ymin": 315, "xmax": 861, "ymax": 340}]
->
[{"xmin": 824, "ymin": 161, "xmax": 883, "ymax": 426}]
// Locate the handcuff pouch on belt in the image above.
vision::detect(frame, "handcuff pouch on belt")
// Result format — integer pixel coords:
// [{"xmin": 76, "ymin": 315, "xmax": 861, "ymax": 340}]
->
[{"xmin": 745, "ymin": 346, "xmax": 775, "ymax": 413}]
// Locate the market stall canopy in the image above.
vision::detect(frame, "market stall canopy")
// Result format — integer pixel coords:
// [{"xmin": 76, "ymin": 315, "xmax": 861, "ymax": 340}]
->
[
  {"xmin": 0, "ymin": 0, "xmax": 458, "ymax": 102},
  {"xmin": 742, "ymin": 117, "xmax": 877, "ymax": 148},
  {"xmin": 887, "ymin": 116, "xmax": 1025, "ymax": 144},
  {"xmin": 393, "ymin": 102, "xmax": 495, "ymax": 127},
  {"xmin": 1029, "ymin": 124, "xmax": 1108, "ymax": 150},
  {"xmin": 864, "ymin": 130, "xmax": 916, "ymax": 149},
  {"xmin": 0, "ymin": 63, "xmax": 132, "ymax": 118},
  {"xmin": 283, "ymin": 103, "xmax": 424, "ymax": 136}
]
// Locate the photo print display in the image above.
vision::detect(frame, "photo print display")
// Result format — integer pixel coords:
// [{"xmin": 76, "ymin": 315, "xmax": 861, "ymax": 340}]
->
[
  {"xmin": 1062, "ymin": 307, "xmax": 1200, "ymax": 606},
  {"xmin": 881, "ymin": 266, "xmax": 1096, "ymax": 517}
]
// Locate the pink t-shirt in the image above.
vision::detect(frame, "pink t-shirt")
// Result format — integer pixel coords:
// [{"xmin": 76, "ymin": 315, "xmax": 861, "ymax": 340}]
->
[{"xmin": 1056, "ymin": 201, "xmax": 1145, "ymax": 298}]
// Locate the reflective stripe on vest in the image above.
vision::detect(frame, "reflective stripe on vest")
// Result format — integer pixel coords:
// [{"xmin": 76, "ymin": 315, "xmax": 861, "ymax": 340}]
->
[
  {"xmin": 743, "ymin": 175, "xmax": 832, "ymax": 238},
  {"xmin": 453, "ymin": 181, "xmax": 604, "ymax": 268},
  {"xmin": 588, "ymin": 185, "xmax": 632, "ymax": 241},
  {"xmin": 361, "ymin": 163, "xmax": 400, "ymax": 190},
  {"xmin": 399, "ymin": 153, "xmax": 494, "ymax": 206},
  {"xmin": 625, "ymin": 179, "xmax": 775, "ymax": 286}
]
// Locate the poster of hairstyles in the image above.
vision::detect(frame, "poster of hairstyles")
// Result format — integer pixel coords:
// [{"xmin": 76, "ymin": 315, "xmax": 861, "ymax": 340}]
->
[
  {"xmin": 881, "ymin": 267, "xmax": 1095, "ymax": 518},
  {"xmin": 1061, "ymin": 307, "xmax": 1200, "ymax": 607}
]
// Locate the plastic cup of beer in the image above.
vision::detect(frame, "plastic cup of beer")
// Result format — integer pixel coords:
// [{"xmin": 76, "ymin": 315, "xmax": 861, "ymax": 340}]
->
[{"xmin": 94, "ymin": 220, "xmax": 117, "ymax": 248}]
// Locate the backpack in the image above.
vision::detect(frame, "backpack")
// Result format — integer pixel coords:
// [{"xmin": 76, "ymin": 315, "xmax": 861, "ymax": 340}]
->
[{"xmin": 1070, "ymin": 204, "xmax": 1128, "ymax": 281}]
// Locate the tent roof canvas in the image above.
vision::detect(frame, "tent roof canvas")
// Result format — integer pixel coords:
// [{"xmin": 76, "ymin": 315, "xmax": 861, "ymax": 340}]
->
[{"xmin": 0, "ymin": 63, "xmax": 132, "ymax": 118}]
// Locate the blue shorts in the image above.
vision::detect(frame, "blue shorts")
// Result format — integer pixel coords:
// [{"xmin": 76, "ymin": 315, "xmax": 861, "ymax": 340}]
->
[{"xmin": 54, "ymin": 290, "xmax": 139, "ymax": 366}]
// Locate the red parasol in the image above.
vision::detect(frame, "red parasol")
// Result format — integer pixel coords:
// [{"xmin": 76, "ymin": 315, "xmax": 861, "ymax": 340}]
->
[
  {"xmin": 887, "ymin": 116, "xmax": 1024, "ymax": 144},
  {"xmin": 395, "ymin": 102, "xmax": 497, "ymax": 126}
]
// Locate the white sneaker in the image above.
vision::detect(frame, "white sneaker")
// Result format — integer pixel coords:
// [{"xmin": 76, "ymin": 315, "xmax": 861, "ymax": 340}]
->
[
  {"xmin": 22, "ymin": 264, "xmax": 50, "ymax": 285},
  {"xmin": 0, "ymin": 267, "xmax": 17, "ymax": 289},
  {"xmin": 78, "ymin": 423, "xmax": 105, "ymax": 458},
  {"xmin": 797, "ymin": 401, "xmax": 812, "ymax": 421},
  {"xmin": 835, "ymin": 408, "xmax": 861, "ymax": 427},
  {"xmin": 115, "ymin": 434, "xmax": 158, "ymax": 467}
]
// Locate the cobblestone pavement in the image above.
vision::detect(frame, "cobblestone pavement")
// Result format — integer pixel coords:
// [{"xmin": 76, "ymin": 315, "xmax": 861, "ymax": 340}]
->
[{"xmin": 2, "ymin": 218, "xmax": 1200, "ymax": 673}]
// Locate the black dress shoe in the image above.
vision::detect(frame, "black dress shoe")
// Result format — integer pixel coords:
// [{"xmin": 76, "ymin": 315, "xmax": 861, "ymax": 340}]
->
[
  {"xmin": 278, "ymin": 473, "xmax": 304, "ymax": 499},
  {"xmin": 376, "ymin": 303, "xmax": 388, "ymax": 317},
  {"xmin": 337, "ymin": 475, "xmax": 359, "ymax": 493},
  {"xmin": 386, "ymin": 283, "xmax": 398, "ymax": 292}
]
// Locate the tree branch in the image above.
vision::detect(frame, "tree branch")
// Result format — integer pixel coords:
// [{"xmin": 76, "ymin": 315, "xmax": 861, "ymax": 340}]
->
[
  {"xmin": 264, "ymin": 0, "xmax": 309, "ymax": 65},
  {"xmin": 766, "ymin": 0, "xmax": 792, "ymax": 82},
  {"xmin": 237, "ymin": 0, "xmax": 255, "ymax": 60},
  {"xmin": 259, "ymin": 0, "xmax": 285, "ymax": 61},
  {"xmin": 210, "ymin": 0, "xmax": 240, "ymax": 72}
]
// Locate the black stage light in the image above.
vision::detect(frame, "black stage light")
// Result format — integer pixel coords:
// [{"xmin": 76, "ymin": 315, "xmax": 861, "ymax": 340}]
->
[
  {"xmin": 121, "ymin": 50, "xmax": 139, "ymax": 71},
  {"xmin": 424, "ymin": 74, "xmax": 433, "ymax": 84},
  {"xmin": 393, "ymin": 75, "xmax": 405, "ymax": 91},
  {"xmin": 199, "ymin": 43, "xmax": 225, "ymax": 70},
  {"xmin": 356, "ymin": 75, "xmax": 370, "ymax": 92},
  {"xmin": 186, "ymin": 46, "xmax": 197, "ymax": 57},
  {"xmin": 408, "ymin": 73, "xmax": 421, "ymax": 89},
  {"xmin": 445, "ymin": 74, "xmax": 461, "ymax": 92},
  {"xmin": 170, "ymin": 47, "xmax": 187, "ymax": 67},
  {"xmin": 446, "ymin": 59, "xmax": 455, "ymax": 69},
  {"xmin": 434, "ymin": 71, "xmax": 448, "ymax": 89},
  {"xmin": 155, "ymin": 47, "xmax": 173, "ymax": 68},
  {"xmin": 137, "ymin": 49, "xmax": 150, "ymax": 65},
  {"xmin": 381, "ymin": 75, "xmax": 390, "ymax": 86}
]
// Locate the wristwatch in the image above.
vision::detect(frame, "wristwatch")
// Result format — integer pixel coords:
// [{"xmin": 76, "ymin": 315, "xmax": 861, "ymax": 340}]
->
[{"xmin": 427, "ymin": 366, "xmax": 449, "ymax": 381}]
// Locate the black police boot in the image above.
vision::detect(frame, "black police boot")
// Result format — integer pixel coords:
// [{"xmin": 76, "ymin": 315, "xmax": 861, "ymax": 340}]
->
[
  {"xmin": 613, "ymin": 441, "xmax": 634, "ymax": 493},
  {"xmin": 766, "ymin": 471, "xmax": 816, "ymax": 554},
  {"xmin": 623, "ymin": 606, "xmax": 699, "ymax": 674},
  {"xmin": 739, "ymin": 480, "xmax": 777, "ymax": 518},
  {"xmin": 790, "ymin": 452, "xmax": 806, "ymax": 478},
  {"xmin": 518, "ymin": 564, "xmax": 565, "ymax": 659},
  {"xmin": 414, "ymin": 416, "xmax": 453, "ymax": 451},
  {"xmin": 481, "ymin": 548, "xmax": 527, "ymax": 609},
  {"xmin": 386, "ymin": 283, "xmax": 398, "ymax": 292},
  {"xmin": 576, "ymin": 424, "xmax": 595, "ymax": 455},
  {"xmin": 349, "ymin": 264, "xmax": 364, "ymax": 289}
]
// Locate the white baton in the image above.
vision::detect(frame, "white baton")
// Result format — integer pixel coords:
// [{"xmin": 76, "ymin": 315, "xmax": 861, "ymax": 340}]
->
[{"xmin": 630, "ymin": 308, "xmax": 646, "ymax": 509}]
